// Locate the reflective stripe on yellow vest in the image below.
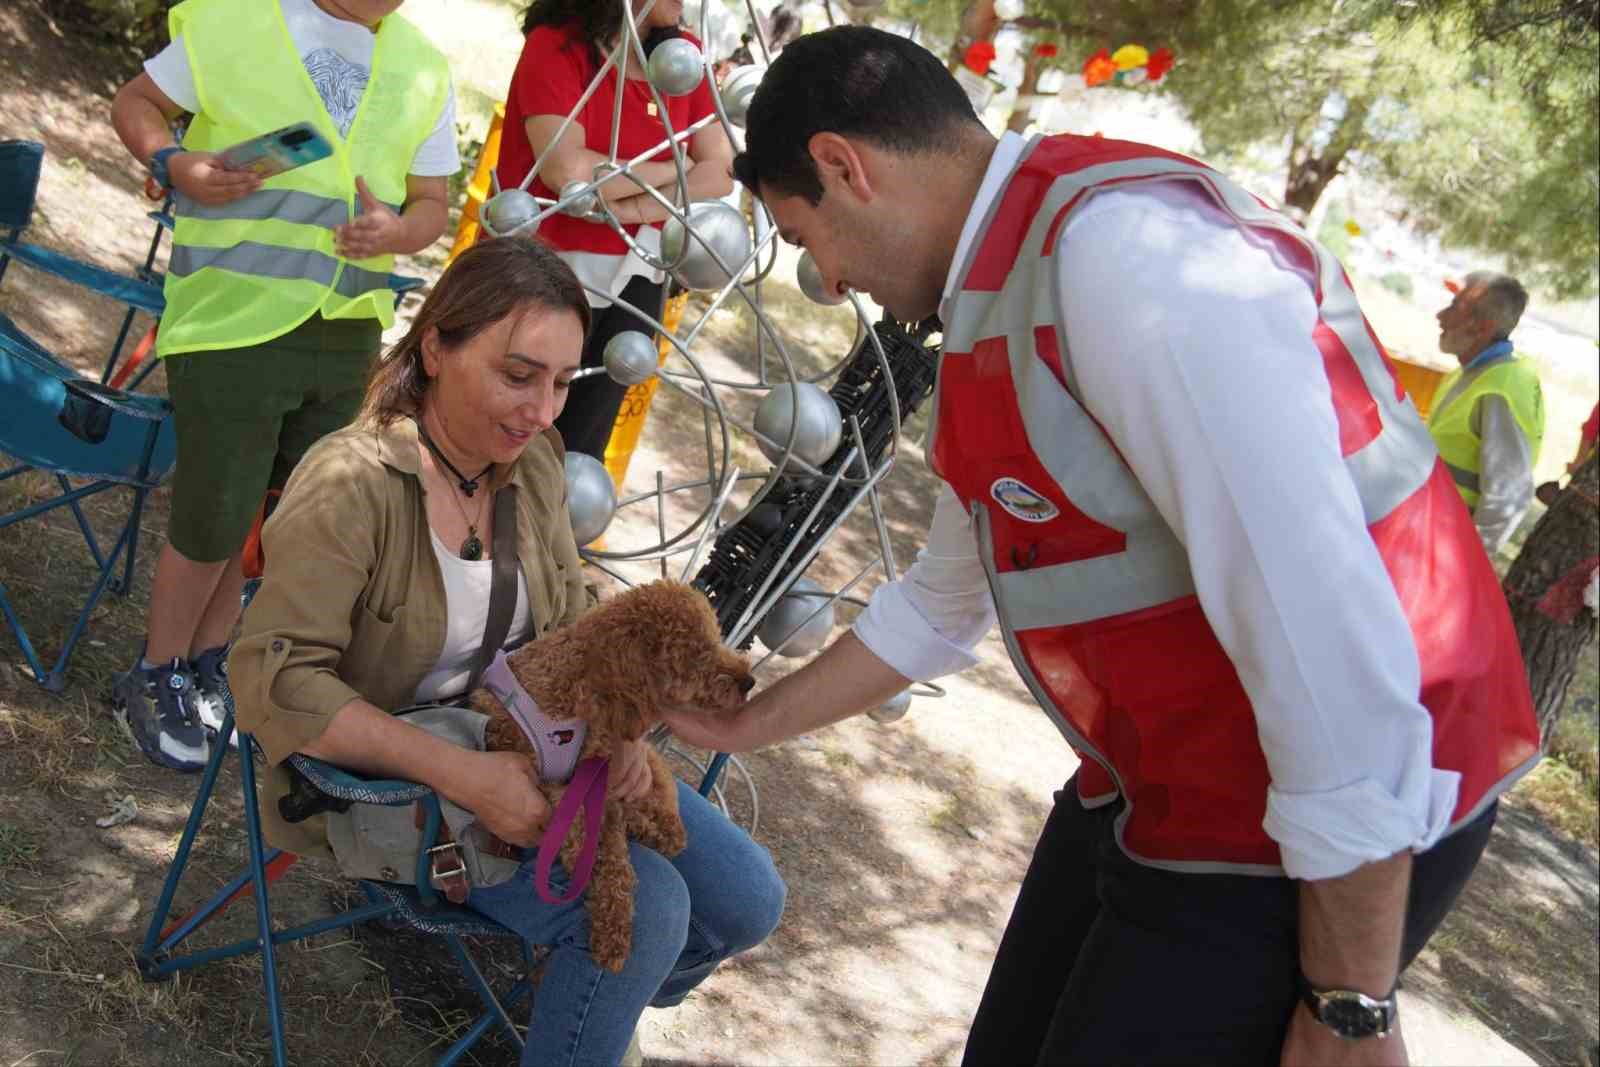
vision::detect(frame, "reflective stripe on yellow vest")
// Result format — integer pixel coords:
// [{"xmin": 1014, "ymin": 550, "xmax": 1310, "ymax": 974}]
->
[
  {"xmin": 1426, "ymin": 357, "xmax": 1545, "ymax": 508},
  {"xmin": 157, "ymin": 0, "xmax": 449, "ymax": 356}
]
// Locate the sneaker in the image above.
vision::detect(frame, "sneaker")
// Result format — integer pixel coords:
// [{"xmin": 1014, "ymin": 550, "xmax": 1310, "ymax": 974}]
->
[
  {"xmin": 191, "ymin": 645, "xmax": 237, "ymax": 748},
  {"xmin": 111, "ymin": 657, "xmax": 210, "ymax": 773}
]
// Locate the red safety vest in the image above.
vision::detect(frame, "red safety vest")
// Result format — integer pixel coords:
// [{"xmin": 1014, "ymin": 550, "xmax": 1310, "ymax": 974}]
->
[{"xmin": 930, "ymin": 134, "xmax": 1540, "ymax": 874}]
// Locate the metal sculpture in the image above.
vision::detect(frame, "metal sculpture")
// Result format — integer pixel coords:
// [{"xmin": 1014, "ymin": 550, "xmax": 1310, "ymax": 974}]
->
[{"xmin": 471, "ymin": 0, "xmax": 947, "ymax": 831}]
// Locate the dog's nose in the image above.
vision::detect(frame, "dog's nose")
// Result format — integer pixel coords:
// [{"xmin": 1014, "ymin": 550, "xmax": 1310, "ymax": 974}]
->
[{"xmin": 738, "ymin": 675, "xmax": 755, "ymax": 695}]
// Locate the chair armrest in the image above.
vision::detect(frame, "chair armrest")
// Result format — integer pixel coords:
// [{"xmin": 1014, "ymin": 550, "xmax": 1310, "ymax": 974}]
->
[{"xmin": 283, "ymin": 753, "xmax": 434, "ymax": 807}]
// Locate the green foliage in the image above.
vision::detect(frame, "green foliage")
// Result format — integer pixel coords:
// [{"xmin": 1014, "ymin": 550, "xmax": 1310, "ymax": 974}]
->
[
  {"xmin": 1380, "ymin": 271, "xmax": 1415, "ymax": 300},
  {"xmin": 1316, "ymin": 201, "xmax": 1354, "ymax": 261},
  {"xmin": 1056, "ymin": 0, "xmax": 1598, "ymax": 298},
  {"xmin": 40, "ymin": 0, "xmax": 176, "ymax": 51}
]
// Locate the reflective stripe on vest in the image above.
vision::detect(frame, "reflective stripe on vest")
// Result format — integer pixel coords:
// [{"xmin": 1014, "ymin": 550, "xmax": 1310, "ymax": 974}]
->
[
  {"xmin": 158, "ymin": 0, "xmax": 448, "ymax": 356},
  {"xmin": 931, "ymin": 134, "xmax": 1540, "ymax": 874},
  {"xmin": 1426, "ymin": 357, "xmax": 1545, "ymax": 509},
  {"xmin": 936, "ymin": 158, "xmax": 1435, "ymax": 626}
]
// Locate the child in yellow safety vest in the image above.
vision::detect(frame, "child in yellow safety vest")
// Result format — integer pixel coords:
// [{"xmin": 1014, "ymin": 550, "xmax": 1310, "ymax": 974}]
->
[{"xmin": 108, "ymin": 0, "xmax": 458, "ymax": 771}]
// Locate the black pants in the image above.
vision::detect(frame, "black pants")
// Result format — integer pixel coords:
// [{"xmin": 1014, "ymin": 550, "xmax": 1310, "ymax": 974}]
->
[
  {"xmin": 962, "ymin": 776, "xmax": 1498, "ymax": 1066},
  {"xmin": 555, "ymin": 274, "xmax": 666, "ymax": 461}
]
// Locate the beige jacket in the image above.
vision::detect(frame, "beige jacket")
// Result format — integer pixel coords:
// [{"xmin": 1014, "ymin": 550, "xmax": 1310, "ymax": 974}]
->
[{"xmin": 229, "ymin": 417, "xmax": 589, "ymax": 859}]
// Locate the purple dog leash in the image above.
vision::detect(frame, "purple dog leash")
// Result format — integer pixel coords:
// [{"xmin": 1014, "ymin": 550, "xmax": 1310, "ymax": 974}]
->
[{"xmin": 533, "ymin": 756, "xmax": 610, "ymax": 904}]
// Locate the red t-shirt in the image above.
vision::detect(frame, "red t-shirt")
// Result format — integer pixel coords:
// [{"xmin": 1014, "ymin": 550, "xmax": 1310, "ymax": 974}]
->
[{"xmin": 499, "ymin": 23, "xmax": 716, "ymax": 256}]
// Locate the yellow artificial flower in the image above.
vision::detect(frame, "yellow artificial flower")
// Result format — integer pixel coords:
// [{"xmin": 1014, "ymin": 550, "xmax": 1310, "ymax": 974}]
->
[{"xmin": 1111, "ymin": 44, "xmax": 1149, "ymax": 70}]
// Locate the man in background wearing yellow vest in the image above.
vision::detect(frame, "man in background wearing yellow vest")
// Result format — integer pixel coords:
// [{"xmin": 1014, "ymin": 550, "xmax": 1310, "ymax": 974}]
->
[
  {"xmin": 107, "ymin": 0, "xmax": 456, "ymax": 771},
  {"xmin": 1428, "ymin": 270, "xmax": 1545, "ymax": 558}
]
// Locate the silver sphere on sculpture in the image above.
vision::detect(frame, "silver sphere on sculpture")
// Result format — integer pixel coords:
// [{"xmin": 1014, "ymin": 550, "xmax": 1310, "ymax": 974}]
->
[
  {"xmin": 648, "ymin": 37, "xmax": 705, "ymax": 96},
  {"xmin": 719, "ymin": 64, "xmax": 764, "ymax": 127},
  {"xmin": 603, "ymin": 331, "xmax": 659, "ymax": 387},
  {"xmin": 480, "ymin": 188, "xmax": 541, "ymax": 238},
  {"xmin": 757, "ymin": 577, "xmax": 835, "ymax": 658},
  {"xmin": 558, "ymin": 179, "xmax": 600, "ymax": 220},
  {"xmin": 660, "ymin": 201, "xmax": 752, "ymax": 291},
  {"xmin": 564, "ymin": 452, "xmax": 617, "ymax": 546},
  {"xmin": 868, "ymin": 689, "xmax": 912, "ymax": 724},
  {"xmin": 754, "ymin": 382, "xmax": 843, "ymax": 469},
  {"xmin": 796, "ymin": 251, "xmax": 845, "ymax": 306}
]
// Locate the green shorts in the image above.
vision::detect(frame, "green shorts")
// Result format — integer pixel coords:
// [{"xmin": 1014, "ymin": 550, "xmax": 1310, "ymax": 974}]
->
[{"xmin": 163, "ymin": 313, "xmax": 381, "ymax": 563}]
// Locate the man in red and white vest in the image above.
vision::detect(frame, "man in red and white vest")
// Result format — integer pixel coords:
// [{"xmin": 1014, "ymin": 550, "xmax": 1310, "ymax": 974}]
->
[{"xmin": 665, "ymin": 27, "xmax": 1539, "ymax": 1066}]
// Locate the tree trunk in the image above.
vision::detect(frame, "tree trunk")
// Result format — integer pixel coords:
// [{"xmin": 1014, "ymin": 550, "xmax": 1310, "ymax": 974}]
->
[
  {"xmin": 1502, "ymin": 450, "xmax": 1600, "ymax": 746},
  {"xmin": 1282, "ymin": 97, "xmax": 1370, "ymax": 218},
  {"xmin": 1005, "ymin": 51, "xmax": 1044, "ymax": 134}
]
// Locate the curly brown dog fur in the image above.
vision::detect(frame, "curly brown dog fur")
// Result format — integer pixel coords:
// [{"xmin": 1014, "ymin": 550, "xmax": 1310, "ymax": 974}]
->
[{"xmin": 468, "ymin": 580, "xmax": 752, "ymax": 972}]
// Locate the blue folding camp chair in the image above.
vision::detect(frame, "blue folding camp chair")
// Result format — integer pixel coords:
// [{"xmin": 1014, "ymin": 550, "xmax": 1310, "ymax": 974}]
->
[
  {"xmin": 0, "ymin": 140, "xmax": 167, "ymax": 383},
  {"xmin": 138, "ymin": 572, "xmax": 744, "ymax": 1065},
  {"xmin": 139, "ymin": 585, "xmax": 535, "ymax": 1067},
  {"xmin": 0, "ymin": 311, "xmax": 176, "ymax": 690}
]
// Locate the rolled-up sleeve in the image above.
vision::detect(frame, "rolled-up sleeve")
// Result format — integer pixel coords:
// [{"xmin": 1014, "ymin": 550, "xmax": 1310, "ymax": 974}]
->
[
  {"xmin": 852, "ymin": 485, "xmax": 997, "ymax": 681},
  {"xmin": 1057, "ymin": 185, "xmax": 1459, "ymax": 881},
  {"xmin": 228, "ymin": 444, "xmax": 379, "ymax": 767}
]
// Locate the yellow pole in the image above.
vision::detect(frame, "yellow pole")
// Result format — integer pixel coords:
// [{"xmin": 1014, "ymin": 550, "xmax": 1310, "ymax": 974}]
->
[
  {"xmin": 447, "ymin": 102, "xmax": 507, "ymax": 265},
  {"xmin": 603, "ymin": 291, "xmax": 689, "ymax": 490}
]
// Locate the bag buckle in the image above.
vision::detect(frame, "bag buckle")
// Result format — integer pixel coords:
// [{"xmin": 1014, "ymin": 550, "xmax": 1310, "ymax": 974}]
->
[{"xmin": 427, "ymin": 840, "xmax": 468, "ymax": 884}]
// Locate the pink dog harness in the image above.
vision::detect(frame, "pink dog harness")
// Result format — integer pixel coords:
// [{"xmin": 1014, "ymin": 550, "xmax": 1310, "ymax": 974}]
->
[
  {"xmin": 481, "ymin": 649, "xmax": 587, "ymax": 784},
  {"xmin": 479, "ymin": 649, "xmax": 606, "ymax": 904}
]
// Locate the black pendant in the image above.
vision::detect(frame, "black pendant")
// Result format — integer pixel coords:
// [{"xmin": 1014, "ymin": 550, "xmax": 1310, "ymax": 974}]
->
[{"xmin": 460, "ymin": 533, "xmax": 483, "ymax": 561}]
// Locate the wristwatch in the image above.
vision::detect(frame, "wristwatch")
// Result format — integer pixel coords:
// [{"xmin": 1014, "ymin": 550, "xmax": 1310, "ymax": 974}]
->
[
  {"xmin": 148, "ymin": 146, "xmax": 183, "ymax": 190},
  {"xmin": 1298, "ymin": 973, "xmax": 1398, "ymax": 1039}
]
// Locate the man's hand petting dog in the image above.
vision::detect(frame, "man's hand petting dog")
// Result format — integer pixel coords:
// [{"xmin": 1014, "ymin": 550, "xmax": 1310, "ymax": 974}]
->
[
  {"xmin": 467, "ymin": 751, "xmax": 552, "ymax": 847},
  {"xmin": 660, "ymin": 702, "xmax": 761, "ymax": 755},
  {"xmin": 613, "ymin": 739, "xmax": 654, "ymax": 803}
]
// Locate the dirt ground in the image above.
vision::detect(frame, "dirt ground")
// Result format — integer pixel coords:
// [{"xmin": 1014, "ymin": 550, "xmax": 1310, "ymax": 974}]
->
[{"xmin": 2, "ymin": 3, "xmax": 1597, "ymax": 1065}]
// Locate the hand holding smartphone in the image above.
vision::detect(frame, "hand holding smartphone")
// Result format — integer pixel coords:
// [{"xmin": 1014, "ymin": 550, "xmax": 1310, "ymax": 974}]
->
[{"xmin": 218, "ymin": 121, "xmax": 334, "ymax": 179}]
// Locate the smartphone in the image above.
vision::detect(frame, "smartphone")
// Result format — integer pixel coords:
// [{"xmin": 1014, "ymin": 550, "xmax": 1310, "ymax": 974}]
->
[{"xmin": 219, "ymin": 121, "xmax": 334, "ymax": 178}]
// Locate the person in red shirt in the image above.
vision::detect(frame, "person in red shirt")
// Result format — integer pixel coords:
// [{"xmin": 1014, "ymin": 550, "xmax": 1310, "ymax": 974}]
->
[
  {"xmin": 1537, "ymin": 400, "xmax": 1600, "ymax": 505},
  {"xmin": 500, "ymin": 0, "xmax": 734, "ymax": 460}
]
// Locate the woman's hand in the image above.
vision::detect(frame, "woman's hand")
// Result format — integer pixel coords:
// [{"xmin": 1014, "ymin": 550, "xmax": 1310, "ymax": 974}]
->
[
  {"xmin": 612, "ymin": 739, "xmax": 654, "ymax": 803},
  {"xmin": 464, "ymin": 750, "xmax": 552, "ymax": 847}
]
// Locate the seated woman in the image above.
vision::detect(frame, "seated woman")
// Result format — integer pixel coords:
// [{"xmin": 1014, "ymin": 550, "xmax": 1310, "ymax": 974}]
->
[{"xmin": 230, "ymin": 237, "xmax": 785, "ymax": 1067}]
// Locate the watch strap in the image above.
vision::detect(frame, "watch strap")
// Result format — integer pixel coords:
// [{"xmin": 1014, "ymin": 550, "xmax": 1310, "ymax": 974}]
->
[
  {"xmin": 149, "ymin": 146, "xmax": 182, "ymax": 190},
  {"xmin": 1297, "ymin": 973, "xmax": 1398, "ymax": 1040}
]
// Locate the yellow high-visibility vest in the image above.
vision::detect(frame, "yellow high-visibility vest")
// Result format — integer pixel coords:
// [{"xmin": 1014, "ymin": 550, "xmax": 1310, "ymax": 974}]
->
[
  {"xmin": 1427, "ymin": 355, "xmax": 1545, "ymax": 509},
  {"xmin": 157, "ymin": 0, "xmax": 449, "ymax": 356}
]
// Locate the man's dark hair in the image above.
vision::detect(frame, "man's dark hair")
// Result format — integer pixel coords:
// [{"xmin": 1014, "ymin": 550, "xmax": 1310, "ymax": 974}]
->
[{"xmin": 733, "ymin": 26, "xmax": 982, "ymax": 204}]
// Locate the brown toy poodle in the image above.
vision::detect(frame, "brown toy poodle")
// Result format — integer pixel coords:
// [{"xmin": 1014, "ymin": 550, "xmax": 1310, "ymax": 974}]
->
[{"xmin": 469, "ymin": 580, "xmax": 753, "ymax": 972}]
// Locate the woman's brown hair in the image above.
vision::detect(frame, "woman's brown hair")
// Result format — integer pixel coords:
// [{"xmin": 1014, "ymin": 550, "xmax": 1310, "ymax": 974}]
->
[{"xmin": 361, "ymin": 237, "xmax": 592, "ymax": 426}]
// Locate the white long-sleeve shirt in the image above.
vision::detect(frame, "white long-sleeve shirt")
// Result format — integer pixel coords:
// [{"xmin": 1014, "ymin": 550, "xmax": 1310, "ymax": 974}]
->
[
  {"xmin": 853, "ymin": 133, "xmax": 1461, "ymax": 881},
  {"xmin": 1429, "ymin": 354, "xmax": 1538, "ymax": 557}
]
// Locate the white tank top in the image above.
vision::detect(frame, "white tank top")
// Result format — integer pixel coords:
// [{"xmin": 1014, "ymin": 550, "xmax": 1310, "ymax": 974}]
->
[{"xmin": 412, "ymin": 528, "xmax": 533, "ymax": 704}]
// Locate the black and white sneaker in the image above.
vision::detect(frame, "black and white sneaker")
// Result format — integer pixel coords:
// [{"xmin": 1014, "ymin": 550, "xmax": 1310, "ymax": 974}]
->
[
  {"xmin": 191, "ymin": 645, "xmax": 237, "ymax": 749},
  {"xmin": 111, "ymin": 657, "xmax": 210, "ymax": 773}
]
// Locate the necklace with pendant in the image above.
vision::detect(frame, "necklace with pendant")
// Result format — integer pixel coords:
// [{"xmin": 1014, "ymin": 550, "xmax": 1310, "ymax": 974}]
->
[{"xmin": 416, "ymin": 419, "xmax": 494, "ymax": 560}]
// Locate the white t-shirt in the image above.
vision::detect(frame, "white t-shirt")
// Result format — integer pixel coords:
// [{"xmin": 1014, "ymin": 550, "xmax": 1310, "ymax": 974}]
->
[
  {"xmin": 144, "ymin": 0, "xmax": 460, "ymax": 177},
  {"xmin": 413, "ymin": 529, "xmax": 534, "ymax": 704}
]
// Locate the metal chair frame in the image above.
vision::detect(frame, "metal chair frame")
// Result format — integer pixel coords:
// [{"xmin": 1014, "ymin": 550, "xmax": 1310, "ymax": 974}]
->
[
  {"xmin": 0, "ymin": 313, "xmax": 173, "ymax": 690},
  {"xmin": 138, "ymin": 678, "xmax": 534, "ymax": 1067}
]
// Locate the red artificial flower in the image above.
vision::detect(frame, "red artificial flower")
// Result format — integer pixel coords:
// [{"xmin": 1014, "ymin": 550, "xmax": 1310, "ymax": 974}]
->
[
  {"xmin": 1083, "ymin": 47, "xmax": 1115, "ymax": 87},
  {"xmin": 1033, "ymin": 42, "xmax": 1059, "ymax": 59},
  {"xmin": 965, "ymin": 40, "xmax": 997, "ymax": 76},
  {"xmin": 1146, "ymin": 46, "xmax": 1175, "ymax": 82}
]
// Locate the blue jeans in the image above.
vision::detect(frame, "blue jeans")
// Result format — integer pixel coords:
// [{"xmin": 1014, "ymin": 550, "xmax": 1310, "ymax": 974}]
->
[{"xmin": 466, "ymin": 779, "xmax": 786, "ymax": 1066}]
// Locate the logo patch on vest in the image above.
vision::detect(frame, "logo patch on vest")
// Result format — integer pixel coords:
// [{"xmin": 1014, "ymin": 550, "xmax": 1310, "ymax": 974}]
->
[{"xmin": 990, "ymin": 478, "xmax": 1059, "ymax": 523}]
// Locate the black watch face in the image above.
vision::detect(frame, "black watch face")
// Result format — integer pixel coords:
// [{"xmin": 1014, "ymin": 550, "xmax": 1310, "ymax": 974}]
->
[{"xmin": 1323, "ymin": 996, "xmax": 1383, "ymax": 1039}]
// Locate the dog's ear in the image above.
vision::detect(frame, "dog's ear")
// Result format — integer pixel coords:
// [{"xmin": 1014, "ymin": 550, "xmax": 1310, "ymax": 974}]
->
[{"xmin": 578, "ymin": 607, "xmax": 657, "ymax": 739}]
